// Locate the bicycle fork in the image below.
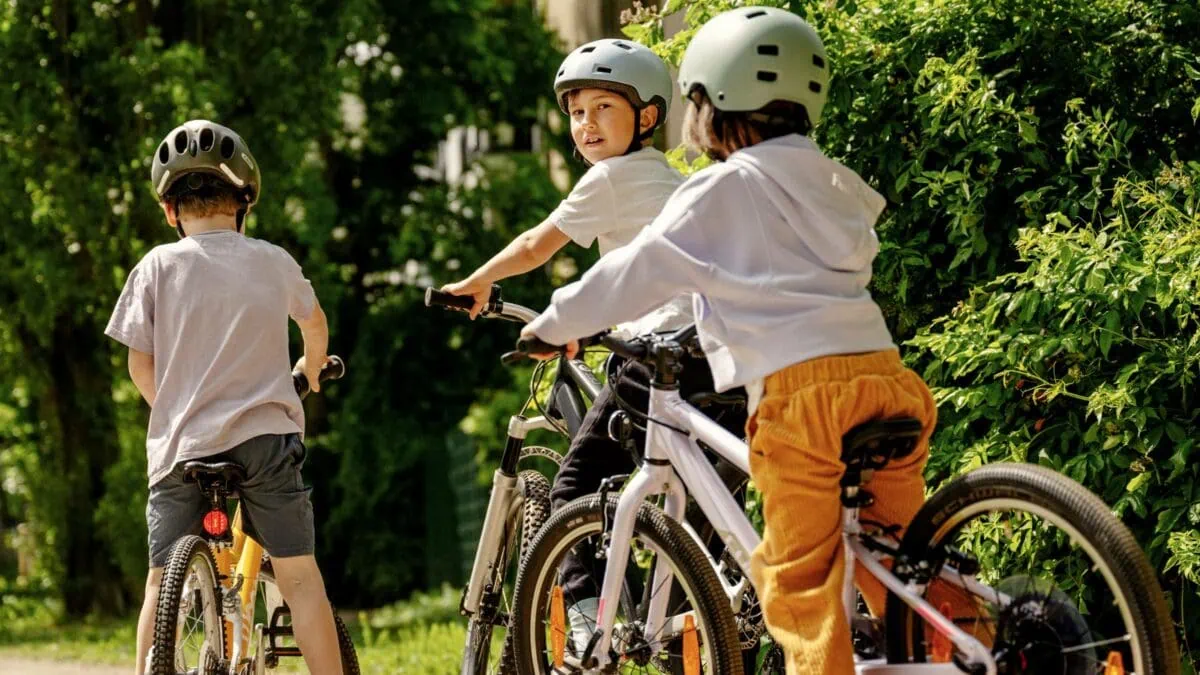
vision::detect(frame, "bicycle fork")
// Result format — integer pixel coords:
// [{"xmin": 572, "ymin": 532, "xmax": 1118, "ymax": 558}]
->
[{"xmin": 461, "ymin": 414, "xmax": 552, "ymax": 617}]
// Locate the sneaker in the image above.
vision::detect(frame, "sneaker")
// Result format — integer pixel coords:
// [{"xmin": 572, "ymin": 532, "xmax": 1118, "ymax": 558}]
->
[{"xmin": 567, "ymin": 597, "xmax": 599, "ymax": 656}]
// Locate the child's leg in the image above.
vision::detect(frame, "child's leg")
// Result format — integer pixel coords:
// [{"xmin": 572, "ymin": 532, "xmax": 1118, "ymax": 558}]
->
[
  {"xmin": 748, "ymin": 352, "xmax": 937, "ymax": 675},
  {"xmin": 141, "ymin": 465, "xmax": 206, "ymax": 673},
  {"xmin": 850, "ymin": 366, "xmax": 937, "ymax": 616},
  {"xmin": 232, "ymin": 434, "xmax": 340, "ymax": 673},
  {"xmin": 270, "ymin": 555, "xmax": 343, "ymax": 675},
  {"xmin": 748, "ymin": 377, "xmax": 855, "ymax": 675},
  {"xmin": 134, "ymin": 567, "xmax": 164, "ymax": 675},
  {"xmin": 549, "ymin": 359, "xmax": 649, "ymax": 602},
  {"xmin": 852, "ymin": 369, "xmax": 991, "ymax": 644}
]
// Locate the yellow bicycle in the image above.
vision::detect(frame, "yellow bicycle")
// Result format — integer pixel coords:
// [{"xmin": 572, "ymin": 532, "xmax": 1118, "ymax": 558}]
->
[{"xmin": 146, "ymin": 357, "xmax": 358, "ymax": 675}]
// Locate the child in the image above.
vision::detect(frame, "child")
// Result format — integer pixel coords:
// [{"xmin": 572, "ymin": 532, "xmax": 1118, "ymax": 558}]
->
[
  {"xmin": 521, "ymin": 8, "xmax": 936, "ymax": 673},
  {"xmin": 107, "ymin": 120, "xmax": 343, "ymax": 675},
  {"xmin": 444, "ymin": 38, "xmax": 747, "ymax": 649}
]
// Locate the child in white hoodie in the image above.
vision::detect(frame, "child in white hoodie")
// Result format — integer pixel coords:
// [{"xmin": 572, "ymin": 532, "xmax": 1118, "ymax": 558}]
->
[{"xmin": 522, "ymin": 8, "xmax": 937, "ymax": 673}]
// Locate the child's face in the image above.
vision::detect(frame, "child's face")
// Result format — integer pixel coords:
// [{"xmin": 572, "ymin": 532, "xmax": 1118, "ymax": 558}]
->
[{"xmin": 567, "ymin": 88, "xmax": 637, "ymax": 164}]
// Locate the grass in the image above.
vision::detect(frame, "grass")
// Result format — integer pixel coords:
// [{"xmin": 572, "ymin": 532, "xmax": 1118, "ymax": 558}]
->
[{"xmin": 0, "ymin": 587, "xmax": 472, "ymax": 674}]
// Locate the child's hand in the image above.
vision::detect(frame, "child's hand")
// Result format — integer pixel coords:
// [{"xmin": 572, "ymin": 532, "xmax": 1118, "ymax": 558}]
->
[
  {"xmin": 441, "ymin": 278, "xmax": 491, "ymax": 320},
  {"xmin": 519, "ymin": 326, "xmax": 579, "ymax": 360},
  {"xmin": 295, "ymin": 354, "xmax": 331, "ymax": 393}
]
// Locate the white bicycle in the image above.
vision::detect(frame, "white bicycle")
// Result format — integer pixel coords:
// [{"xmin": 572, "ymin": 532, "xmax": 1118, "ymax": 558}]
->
[{"xmin": 508, "ymin": 326, "xmax": 1180, "ymax": 675}]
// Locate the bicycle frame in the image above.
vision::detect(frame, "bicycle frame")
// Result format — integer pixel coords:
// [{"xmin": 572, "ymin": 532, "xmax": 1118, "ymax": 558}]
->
[
  {"xmin": 460, "ymin": 301, "xmax": 604, "ymax": 620},
  {"xmin": 202, "ymin": 503, "xmax": 267, "ymax": 674},
  {"xmin": 587, "ymin": 385, "xmax": 1000, "ymax": 675}
]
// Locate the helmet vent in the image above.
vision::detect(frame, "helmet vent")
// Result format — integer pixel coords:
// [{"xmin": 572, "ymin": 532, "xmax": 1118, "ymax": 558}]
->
[
  {"xmin": 745, "ymin": 9, "xmax": 767, "ymax": 18},
  {"xmin": 809, "ymin": 81, "xmax": 822, "ymax": 93},
  {"xmin": 614, "ymin": 41, "xmax": 633, "ymax": 50},
  {"xmin": 580, "ymin": 45, "xmax": 596, "ymax": 53},
  {"xmin": 198, "ymin": 128, "xmax": 215, "ymax": 152},
  {"xmin": 558, "ymin": 68, "xmax": 565, "ymax": 76},
  {"xmin": 594, "ymin": 65, "xmax": 612, "ymax": 74},
  {"xmin": 157, "ymin": 142, "xmax": 170, "ymax": 164},
  {"xmin": 220, "ymin": 136, "xmax": 236, "ymax": 160},
  {"xmin": 757, "ymin": 45, "xmax": 779, "ymax": 56},
  {"xmin": 757, "ymin": 71, "xmax": 778, "ymax": 83},
  {"xmin": 813, "ymin": 54, "xmax": 826, "ymax": 68},
  {"xmin": 173, "ymin": 130, "xmax": 189, "ymax": 154}
]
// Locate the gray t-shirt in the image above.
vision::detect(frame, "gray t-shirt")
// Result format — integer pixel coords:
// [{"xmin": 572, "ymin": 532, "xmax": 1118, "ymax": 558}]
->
[{"xmin": 105, "ymin": 230, "xmax": 317, "ymax": 487}]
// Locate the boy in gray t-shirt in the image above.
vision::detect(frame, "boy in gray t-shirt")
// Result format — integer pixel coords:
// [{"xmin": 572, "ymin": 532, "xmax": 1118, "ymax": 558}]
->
[{"xmin": 106, "ymin": 120, "xmax": 343, "ymax": 675}]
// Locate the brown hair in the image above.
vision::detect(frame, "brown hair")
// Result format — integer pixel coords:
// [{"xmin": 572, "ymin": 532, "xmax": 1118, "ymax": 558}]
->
[
  {"xmin": 164, "ymin": 175, "xmax": 247, "ymax": 219},
  {"xmin": 682, "ymin": 89, "xmax": 811, "ymax": 160}
]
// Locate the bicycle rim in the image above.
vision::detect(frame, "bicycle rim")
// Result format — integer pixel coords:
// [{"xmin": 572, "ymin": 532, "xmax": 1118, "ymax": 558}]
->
[
  {"xmin": 886, "ymin": 465, "xmax": 1179, "ymax": 675},
  {"xmin": 513, "ymin": 497, "xmax": 743, "ymax": 674}
]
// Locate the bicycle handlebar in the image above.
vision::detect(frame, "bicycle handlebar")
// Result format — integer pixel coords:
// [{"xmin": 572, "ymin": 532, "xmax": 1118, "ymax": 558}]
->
[
  {"xmin": 424, "ymin": 285, "xmax": 538, "ymax": 324},
  {"xmin": 293, "ymin": 355, "xmax": 346, "ymax": 399},
  {"xmin": 424, "ymin": 285, "xmax": 503, "ymax": 315}
]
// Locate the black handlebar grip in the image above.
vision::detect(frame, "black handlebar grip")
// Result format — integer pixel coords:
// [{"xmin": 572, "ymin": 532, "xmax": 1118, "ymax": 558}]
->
[
  {"xmin": 424, "ymin": 287, "xmax": 476, "ymax": 312},
  {"xmin": 516, "ymin": 336, "xmax": 562, "ymax": 355},
  {"xmin": 294, "ymin": 355, "xmax": 346, "ymax": 398}
]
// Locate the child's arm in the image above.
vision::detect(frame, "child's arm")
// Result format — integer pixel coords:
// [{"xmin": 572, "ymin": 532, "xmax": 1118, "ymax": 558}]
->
[
  {"xmin": 527, "ymin": 219, "xmax": 706, "ymax": 346},
  {"xmin": 293, "ymin": 298, "xmax": 330, "ymax": 392},
  {"xmin": 128, "ymin": 348, "xmax": 156, "ymax": 406},
  {"xmin": 443, "ymin": 219, "xmax": 571, "ymax": 318}
]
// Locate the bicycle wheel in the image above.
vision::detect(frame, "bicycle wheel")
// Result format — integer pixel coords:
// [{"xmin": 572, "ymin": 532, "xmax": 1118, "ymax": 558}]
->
[
  {"xmin": 511, "ymin": 494, "xmax": 744, "ymax": 674},
  {"xmin": 461, "ymin": 469, "xmax": 552, "ymax": 675},
  {"xmin": 885, "ymin": 463, "xmax": 1180, "ymax": 675},
  {"xmin": 148, "ymin": 535, "xmax": 225, "ymax": 675},
  {"xmin": 252, "ymin": 559, "xmax": 360, "ymax": 674}
]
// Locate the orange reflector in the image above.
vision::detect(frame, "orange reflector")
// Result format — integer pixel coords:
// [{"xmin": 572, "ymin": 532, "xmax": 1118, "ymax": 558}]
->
[
  {"xmin": 550, "ymin": 586, "xmax": 566, "ymax": 668},
  {"xmin": 931, "ymin": 601, "xmax": 953, "ymax": 662},
  {"xmin": 1104, "ymin": 651, "xmax": 1125, "ymax": 675},
  {"xmin": 203, "ymin": 509, "xmax": 229, "ymax": 537},
  {"xmin": 683, "ymin": 614, "xmax": 700, "ymax": 675}
]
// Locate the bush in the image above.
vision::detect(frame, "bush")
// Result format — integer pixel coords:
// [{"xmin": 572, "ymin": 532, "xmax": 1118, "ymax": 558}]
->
[{"xmin": 626, "ymin": 0, "xmax": 1200, "ymax": 663}]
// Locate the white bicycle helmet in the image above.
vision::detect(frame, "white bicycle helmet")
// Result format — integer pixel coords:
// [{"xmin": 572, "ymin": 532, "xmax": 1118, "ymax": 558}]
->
[
  {"xmin": 554, "ymin": 39, "xmax": 673, "ymax": 152},
  {"xmin": 678, "ymin": 7, "xmax": 829, "ymax": 127}
]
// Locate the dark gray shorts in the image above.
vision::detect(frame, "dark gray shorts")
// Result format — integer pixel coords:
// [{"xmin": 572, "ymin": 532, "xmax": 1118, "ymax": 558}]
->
[{"xmin": 147, "ymin": 433, "xmax": 315, "ymax": 568}]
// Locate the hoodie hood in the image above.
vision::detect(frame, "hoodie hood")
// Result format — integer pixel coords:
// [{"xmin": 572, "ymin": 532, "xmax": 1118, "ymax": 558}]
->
[{"xmin": 727, "ymin": 134, "xmax": 886, "ymax": 272}]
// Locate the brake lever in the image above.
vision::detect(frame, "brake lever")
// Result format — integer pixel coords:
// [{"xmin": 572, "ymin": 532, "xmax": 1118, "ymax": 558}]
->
[{"xmin": 500, "ymin": 351, "xmax": 528, "ymax": 366}]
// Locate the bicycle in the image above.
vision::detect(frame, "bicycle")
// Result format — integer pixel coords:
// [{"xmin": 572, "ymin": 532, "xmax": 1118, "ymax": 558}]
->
[
  {"xmin": 509, "ymin": 326, "xmax": 1181, "ymax": 675},
  {"xmin": 426, "ymin": 285, "xmax": 777, "ymax": 674},
  {"xmin": 146, "ymin": 356, "xmax": 359, "ymax": 675},
  {"xmin": 426, "ymin": 285, "xmax": 601, "ymax": 675}
]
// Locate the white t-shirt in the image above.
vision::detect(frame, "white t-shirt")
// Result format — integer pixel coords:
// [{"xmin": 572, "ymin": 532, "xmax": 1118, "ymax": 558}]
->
[
  {"xmin": 105, "ymin": 230, "xmax": 316, "ymax": 487},
  {"xmin": 548, "ymin": 148, "xmax": 690, "ymax": 336}
]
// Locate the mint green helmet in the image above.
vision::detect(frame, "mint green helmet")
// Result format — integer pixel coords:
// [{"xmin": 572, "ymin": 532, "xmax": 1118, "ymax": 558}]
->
[
  {"xmin": 554, "ymin": 38, "xmax": 673, "ymax": 142},
  {"xmin": 678, "ymin": 7, "xmax": 829, "ymax": 127}
]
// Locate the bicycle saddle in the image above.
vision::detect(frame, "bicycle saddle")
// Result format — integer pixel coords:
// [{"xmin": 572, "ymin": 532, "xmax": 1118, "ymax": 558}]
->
[
  {"xmin": 841, "ymin": 418, "xmax": 924, "ymax": 477},
  {"xmin": 182, "ymin": 460, "xmax": 247, "ymax": 495}
]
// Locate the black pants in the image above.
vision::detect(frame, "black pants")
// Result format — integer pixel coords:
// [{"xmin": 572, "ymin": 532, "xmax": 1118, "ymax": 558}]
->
[{"xmin": 549, "ymin": 350, "xmax": 748, "ymax": 600}]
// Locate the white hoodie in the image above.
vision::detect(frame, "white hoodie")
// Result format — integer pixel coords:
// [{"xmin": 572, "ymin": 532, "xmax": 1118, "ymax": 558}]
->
[{"xmin": 527, "ymin": 134, "xmax": 897, "ymax": 395}]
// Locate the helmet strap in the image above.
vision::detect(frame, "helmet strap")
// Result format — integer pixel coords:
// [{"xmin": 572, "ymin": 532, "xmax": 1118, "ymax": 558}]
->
[
  {"xmin": 172, "ymin": 197, "xmax": 188, "ymax": 239},
  {"xmin": 236, "ymin": 208, "xmax": 247, "ymax": 233}
]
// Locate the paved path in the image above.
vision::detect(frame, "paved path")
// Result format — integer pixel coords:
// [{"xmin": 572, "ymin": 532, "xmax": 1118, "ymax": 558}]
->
[{"xmin": 0, "ymin": 657, "xmax": 125, "ymax": 674}]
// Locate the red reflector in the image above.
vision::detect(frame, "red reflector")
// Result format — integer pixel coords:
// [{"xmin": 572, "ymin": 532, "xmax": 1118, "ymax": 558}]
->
[{"xmin": 203, "ymin": 509, "xmax": 229, "ymax": 537}]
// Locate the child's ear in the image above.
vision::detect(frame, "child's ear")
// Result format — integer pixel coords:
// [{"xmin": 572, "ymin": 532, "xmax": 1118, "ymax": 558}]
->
[
  {"xmin": 640, "ymin": 106, "xmax": 660, "ymax": 135},
  {"xmin": 160, "ymin": 201, "xmax": 178, "ymax": 227}
]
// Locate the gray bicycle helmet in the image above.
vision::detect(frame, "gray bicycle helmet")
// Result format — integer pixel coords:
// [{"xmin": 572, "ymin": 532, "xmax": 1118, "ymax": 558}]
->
[
  {"xmin": 554, "ymin": 39, "xmax": 673, "ymax": 152},
  {"xmin": 678, "ymin": 7, "xmax": 829, "ymax": 127},
  {"xmin": 151, "ymin": 120, "xmax": 261, "ymax": 234}
]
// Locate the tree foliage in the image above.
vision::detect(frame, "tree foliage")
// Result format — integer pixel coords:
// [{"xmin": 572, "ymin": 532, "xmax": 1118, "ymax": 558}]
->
[
  {"xmin": 626, "ymin": 0, "xmax": 1200, "ymax": 662},
  {"xmin": 0, "ymin": 0, "xmax": 566, "ymax": 614}
]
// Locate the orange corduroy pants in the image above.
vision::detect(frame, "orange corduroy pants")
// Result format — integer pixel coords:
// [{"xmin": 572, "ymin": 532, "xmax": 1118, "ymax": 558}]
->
[{"xmin": 747, "ymin": 350, "xmax": 937, "ymax": 675}]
